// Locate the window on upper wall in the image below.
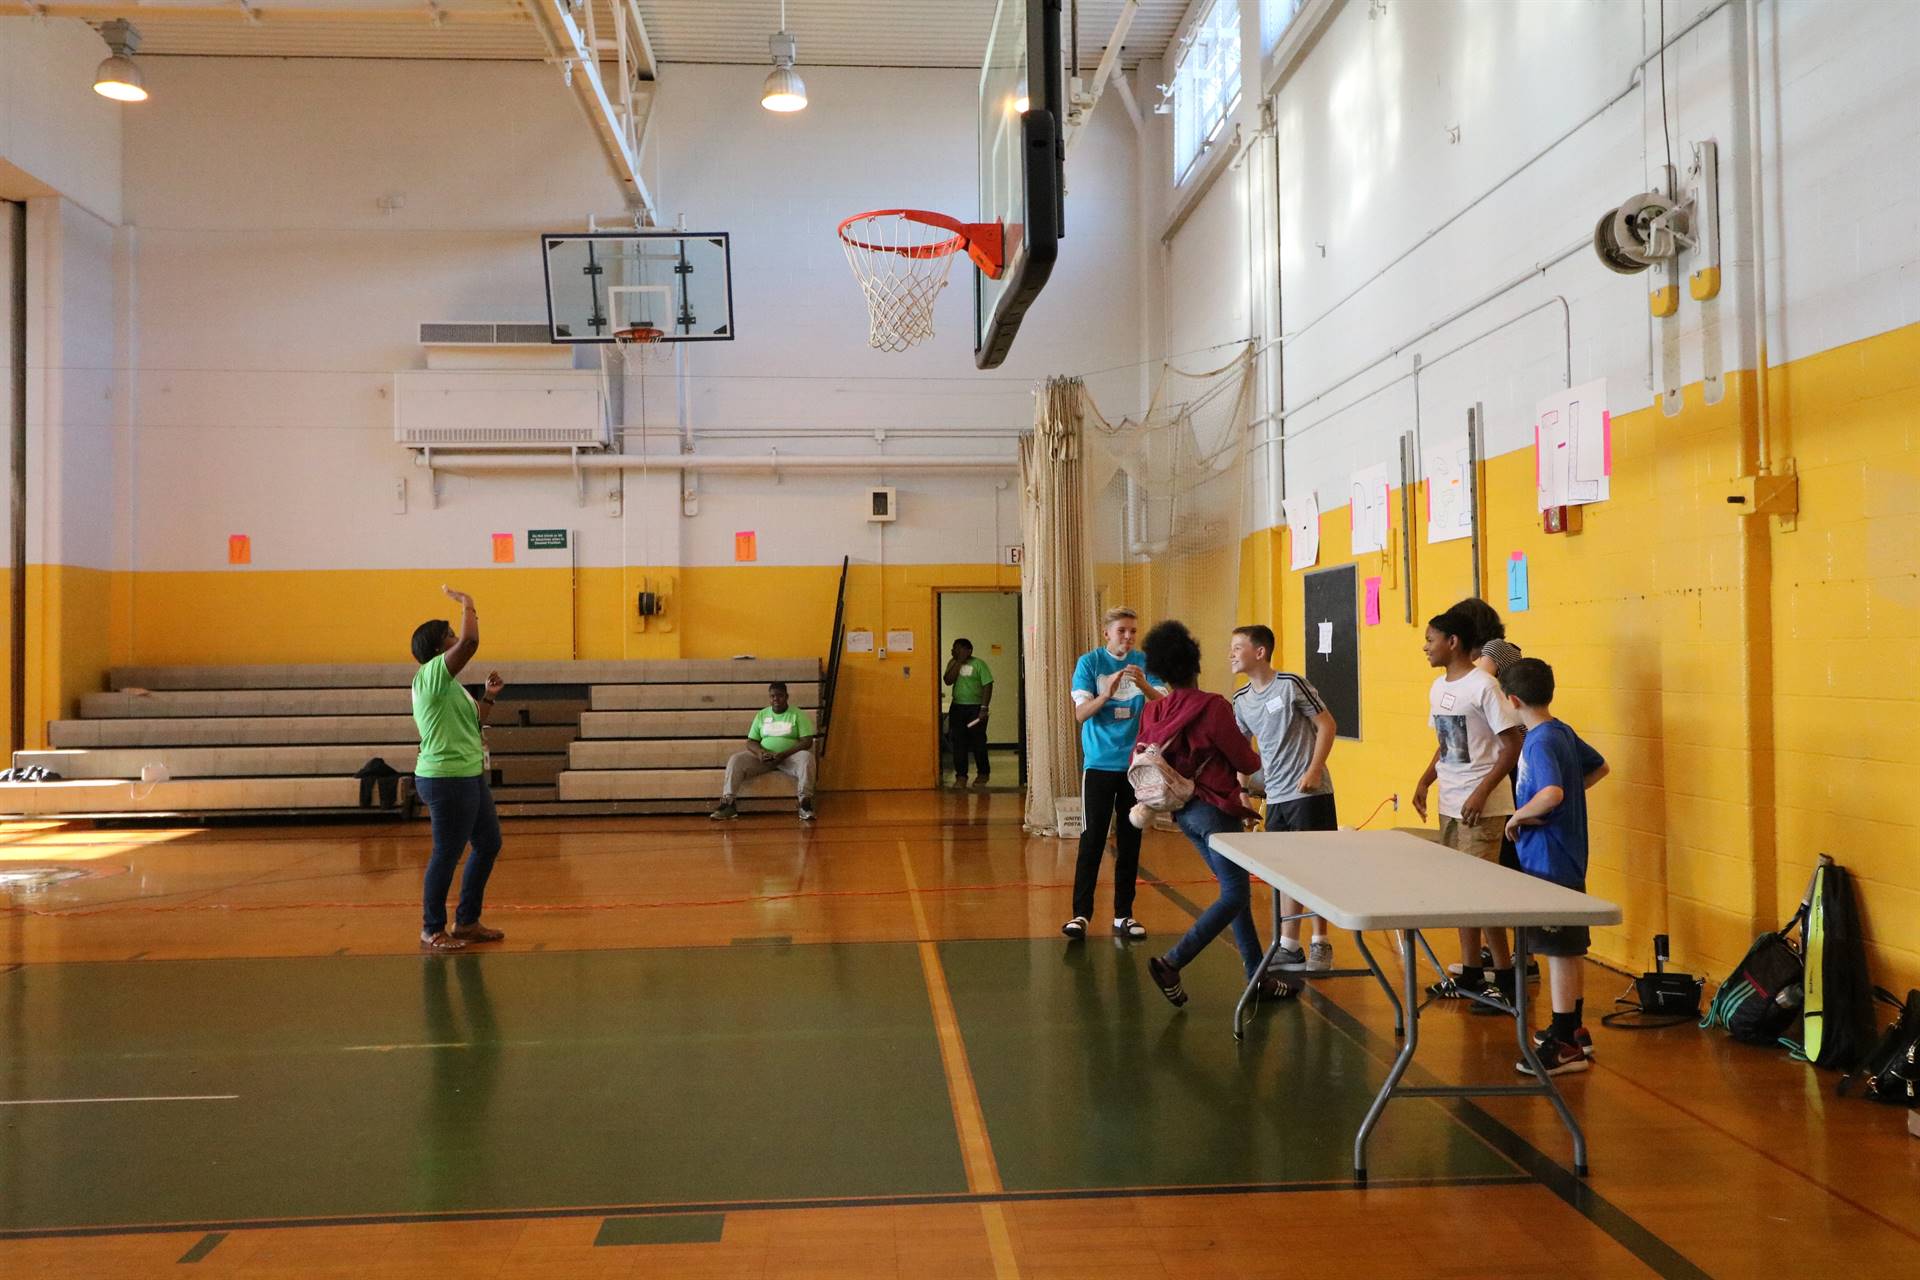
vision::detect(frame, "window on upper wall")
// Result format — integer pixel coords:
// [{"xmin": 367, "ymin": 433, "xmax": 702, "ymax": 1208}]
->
[
  {"xmin": 1171, "ymin": 0, "xmax": 1242, "ymax": 185},
  {"xmin": 1262, "ymin": 0, "xmax": 1307, "ymax": 55}
]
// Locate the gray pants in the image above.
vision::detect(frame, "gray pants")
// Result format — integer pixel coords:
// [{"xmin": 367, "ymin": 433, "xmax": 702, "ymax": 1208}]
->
[{"xmin": 722, "ymin": 748, "xmax": 816, "ymax": 802}]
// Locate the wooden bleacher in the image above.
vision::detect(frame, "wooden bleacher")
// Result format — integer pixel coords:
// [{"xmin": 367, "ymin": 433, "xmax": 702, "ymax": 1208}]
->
[{"xmin": 1, "ymin": 658, "xmax": 822, "ymax": 819}]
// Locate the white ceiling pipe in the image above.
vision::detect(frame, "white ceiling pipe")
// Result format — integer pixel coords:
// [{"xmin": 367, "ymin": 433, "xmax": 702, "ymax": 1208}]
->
[{"xmin": 418, "ymin": 453, "xmax": 1018, "ymax": 474}]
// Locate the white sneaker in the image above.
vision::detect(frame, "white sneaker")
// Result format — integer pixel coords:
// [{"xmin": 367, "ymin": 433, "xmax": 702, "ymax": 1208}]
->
[{"xmin": 1306, "ymin": 938, "xmax": 1334, "ymax": 971}]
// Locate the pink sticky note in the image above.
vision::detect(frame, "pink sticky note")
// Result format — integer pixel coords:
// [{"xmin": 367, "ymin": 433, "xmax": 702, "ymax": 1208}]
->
[{"xmin": 1364, "ymin": 576, "xmax": 1382, "ymax": 626}]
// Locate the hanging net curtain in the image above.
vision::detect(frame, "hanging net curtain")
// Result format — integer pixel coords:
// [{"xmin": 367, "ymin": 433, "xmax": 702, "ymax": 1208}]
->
[
  {"xmin": 1081, "ymin": 346, "xmax": 1257, "ymax": 696},
  {"xmin": 1017, "ymin": 350, "xmax": 1258, "ymax": 833}
]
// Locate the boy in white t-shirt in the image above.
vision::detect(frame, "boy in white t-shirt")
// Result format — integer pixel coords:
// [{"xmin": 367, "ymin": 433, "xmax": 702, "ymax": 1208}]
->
[{"xmin": 1412, "ymin": 607, "xmax": 1524, "ymax": 1007}]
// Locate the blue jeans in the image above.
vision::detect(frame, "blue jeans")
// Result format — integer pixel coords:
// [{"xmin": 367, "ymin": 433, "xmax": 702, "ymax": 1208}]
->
[
  {"xmin": 1164, "ymin": 801, "xmax": 1264, "ymax": 980},
  {"xmin": 416, "ymin": 774, "xmax": 502, "ymax": 935}
]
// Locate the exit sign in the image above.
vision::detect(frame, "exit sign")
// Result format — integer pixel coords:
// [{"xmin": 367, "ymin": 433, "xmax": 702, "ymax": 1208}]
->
[{"xmin": 527, "ymin": 529, "xmax": 568, "ymax": 550}]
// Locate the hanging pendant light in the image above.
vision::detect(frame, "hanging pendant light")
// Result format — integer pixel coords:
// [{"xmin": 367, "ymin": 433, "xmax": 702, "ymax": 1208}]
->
[
  {"xmin": 761, "ymin": 1, "xmax": 807, "ymax": 113},
  {"xmin": 93, "ymin": 20, "xmax": 149, "ymax": 103}
]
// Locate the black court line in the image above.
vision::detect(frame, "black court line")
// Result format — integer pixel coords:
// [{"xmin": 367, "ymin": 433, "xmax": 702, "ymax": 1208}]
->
[
  {"xmin": 1140, "ymin": 863, "xmax": 1711, "ymax": 1280},
  {"xmin": 0, "ymin": 1174, "xmax": 1533, "ymax": 1242},
  {"xmin": 176, "ymin": 1231, "xmax": 225, "ymax": 1262}
]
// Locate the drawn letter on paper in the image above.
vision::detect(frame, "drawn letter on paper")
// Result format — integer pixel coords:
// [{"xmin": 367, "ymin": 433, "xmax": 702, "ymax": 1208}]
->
[
  {"xmin": 1536, "ymin": 379, "xmax": 1611, "ymax": 512},
  {"xmin": 1424, "ymin": 436, "xmax": 1474, "ymax": 545},
  {"xmin": 1285, "ymin": 493, "xmax": 1320, "ymax": 571},
  {"xmin": 1349, "ymin": 463, "xmax": 1393, "ymax": 556}
]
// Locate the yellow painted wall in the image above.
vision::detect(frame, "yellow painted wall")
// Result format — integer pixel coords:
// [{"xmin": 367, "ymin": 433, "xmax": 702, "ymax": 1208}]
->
[
  {"xmin": 1245, "ymin": 321, "xmax": 1920, "ymax": 997},
  {"xmin": 19, "ymin": 564, "xmax": 114, "ymax": 752},
  {"xmin": 49, "ymin": 559, "xmax": 1018, "ymax": 793}
]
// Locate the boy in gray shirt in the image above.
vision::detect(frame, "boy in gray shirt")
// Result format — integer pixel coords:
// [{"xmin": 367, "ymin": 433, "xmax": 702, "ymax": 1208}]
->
[{"xmin": 1229, "ymin": 624, "xmax": 1339, "ymax": 971}]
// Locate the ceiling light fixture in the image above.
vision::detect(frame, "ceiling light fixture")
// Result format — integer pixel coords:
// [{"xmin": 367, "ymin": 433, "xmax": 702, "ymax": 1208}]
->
[
  {"xmin": 93, "ymin": 20, "xmax": 149, "ymax": 103},
  {"xmin": 761, "ymin": 1, "xmax": 807, "ymax": 113}
]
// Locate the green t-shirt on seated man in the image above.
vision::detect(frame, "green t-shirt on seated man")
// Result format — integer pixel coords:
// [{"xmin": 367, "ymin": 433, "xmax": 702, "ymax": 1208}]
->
[
  {"xmin": 750, "ymin": 706, "xmax": 816, "ymax": 755},
  {"xmin": 411, "ymin": 653, "xmax": 484, "ymax": 778},
  {"xmin": 950, "ymin": 658, "xmax": 993, "ymax": 705}
]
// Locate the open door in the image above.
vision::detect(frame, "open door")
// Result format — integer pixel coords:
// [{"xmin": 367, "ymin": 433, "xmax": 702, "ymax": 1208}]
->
[{"xmin": 935, "ymin": 590, "xmax": 1025, "ymax": 790}]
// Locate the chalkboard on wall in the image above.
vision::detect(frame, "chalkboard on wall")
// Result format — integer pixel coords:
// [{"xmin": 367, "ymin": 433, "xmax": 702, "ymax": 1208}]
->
[{"xmin": 1302, "ymin": 565, "xmax": 1361, "ymax": 740}]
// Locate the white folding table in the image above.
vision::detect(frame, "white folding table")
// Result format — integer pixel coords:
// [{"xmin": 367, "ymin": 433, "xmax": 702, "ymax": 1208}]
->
[{"xmin": 1210, "ymin": 828, "xmax": 1623, "ymax": 1182}]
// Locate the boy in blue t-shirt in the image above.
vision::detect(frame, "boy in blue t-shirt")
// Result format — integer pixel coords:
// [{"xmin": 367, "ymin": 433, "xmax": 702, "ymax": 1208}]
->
[
  {"xmin": 1065, "ymin": 607, "xmax": 1166, "ymax": 941},
  {"xmin": 1500, "ymin": 658, "xmax": 1610, "ymax": 1076}
]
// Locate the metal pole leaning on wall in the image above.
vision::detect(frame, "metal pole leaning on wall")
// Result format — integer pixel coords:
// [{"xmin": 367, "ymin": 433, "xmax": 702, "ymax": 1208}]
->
[
  {"xmin": 1399, "ymin": 431, "xmax": 1415, "ymax": 624},
  {"xmin": 1467, "ymin": 404, "xmax": 1484, "ymax": 601}
]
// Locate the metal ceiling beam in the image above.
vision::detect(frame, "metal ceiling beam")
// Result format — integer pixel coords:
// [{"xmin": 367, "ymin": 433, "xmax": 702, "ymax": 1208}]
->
[
  {"xmin": 523, "ymin": 0, "xmax": 656, "ymax": 221},
  {"xmin": 5, "ymin": 1, "xmax": 530, "ymax": 21},
  {"xmin": 1065, "ymin": 0, "xmax": 1139, "ymax": 158}
]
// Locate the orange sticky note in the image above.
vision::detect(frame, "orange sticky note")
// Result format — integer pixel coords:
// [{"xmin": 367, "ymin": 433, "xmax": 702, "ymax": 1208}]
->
[
  {"xmin": 227, "ymin": 534, "xmax": 250, "ymax": 565},
  {"xmin": 734, "ymin": 531, "xmax": 757, "ymax": 562},
  {"xmin": 492, "ymin": 533, "xmax": 515, "ymax": 564}
]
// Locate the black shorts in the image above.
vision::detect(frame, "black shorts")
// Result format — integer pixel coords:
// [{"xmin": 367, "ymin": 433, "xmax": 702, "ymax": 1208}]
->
[
  {"xmin": 1264, "ymin": 792, "xmax": 1338, "ymax": 833},
  {"xmin": 1521, "ymin": 924, "xmax": 1591, "ymax": 958}
]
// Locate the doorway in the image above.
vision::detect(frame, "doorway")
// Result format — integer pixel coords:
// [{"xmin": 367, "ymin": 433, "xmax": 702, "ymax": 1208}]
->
[{"xmin": 935, "ymin": 590, "xmax": 1025, "ymax": 790}]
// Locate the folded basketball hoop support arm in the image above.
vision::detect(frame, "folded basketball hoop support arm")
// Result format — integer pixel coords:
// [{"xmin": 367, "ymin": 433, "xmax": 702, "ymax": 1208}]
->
[{"xmin": 526, "ymin": 0, "xmax": 657, "ymax": 222}]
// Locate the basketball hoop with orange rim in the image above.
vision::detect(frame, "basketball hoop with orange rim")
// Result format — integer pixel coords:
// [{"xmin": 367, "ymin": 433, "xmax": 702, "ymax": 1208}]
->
[
  {"xmin": 613, "ymin": 325, "xmax": 666, "ymax": 344},
  {"xmin": 837, "ymin": 209, "xmax": 1005, "ymax": 352}
]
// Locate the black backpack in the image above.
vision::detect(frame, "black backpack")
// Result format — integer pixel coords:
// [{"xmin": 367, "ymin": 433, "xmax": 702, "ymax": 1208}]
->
[
  {"xmin": 1800, "ymin": 859, "xmax": 1875, "ymax": 1071},
  {"xmin": 1839, "ymin": 988, "xmax": 1920, "ymax": 1106},
  {"xmin": 1700, "ymin": 929, "xmax": 1804, "ymax": 1046}
]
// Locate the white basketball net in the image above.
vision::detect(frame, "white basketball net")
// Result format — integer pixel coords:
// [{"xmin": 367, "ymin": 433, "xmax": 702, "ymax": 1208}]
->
[{"xmin": 839, "ymin": 213, "xmax": 965, "ymax": 352}]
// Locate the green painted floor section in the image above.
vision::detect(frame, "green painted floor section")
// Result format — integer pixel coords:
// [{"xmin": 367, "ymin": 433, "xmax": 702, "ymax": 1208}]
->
[
  {"xmin": 1, "ymin": 939, "xmax": 1518, "ymax": 1234},
  {"xmin": 940, "ymin": 938, "xmax": 1520, "ymax": 1189},
  {"xmin": 0, "ymin": 947, "xmax": 966, "ymax": 1231}
]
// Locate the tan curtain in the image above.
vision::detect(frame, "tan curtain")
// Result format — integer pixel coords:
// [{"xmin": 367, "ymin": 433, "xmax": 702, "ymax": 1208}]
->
[{"xmin": 1020, "ymin": 377, "xmax": 1096, "ymax": 834}]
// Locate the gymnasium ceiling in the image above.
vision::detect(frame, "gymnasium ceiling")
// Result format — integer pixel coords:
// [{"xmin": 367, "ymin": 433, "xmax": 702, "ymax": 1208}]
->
[{"xmin": 9, "ymin": 1, "xmax": 1191, "ymax": 70}]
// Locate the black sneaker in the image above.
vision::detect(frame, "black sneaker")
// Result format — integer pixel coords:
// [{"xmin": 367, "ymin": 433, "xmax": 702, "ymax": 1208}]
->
[
  {"xmin": 708, "ymin": 801, "xmax": 739, "ymax": 821},
  {"xmin": 1061, "ymin": 916, "xmax": 1088, "ymax": 940},
  {"xmin": 1517, "ymin": 1035, "xmax": 1590, "ymax": 1077},
  {"xmin": 1533, "ymin": 1024, "xmax": 1596, "ymax": 1060},
  {"xmin": 1253, "ymin": 975, "xmax": 1300, "ymax": 1001},
  {"xmin": 1468, "ymin": 973, "xmax": 1517, "ymax": 1016},
  {"xmin": 1147, "ymin": 956, "xmax": 1188, "ymax": 1007}
]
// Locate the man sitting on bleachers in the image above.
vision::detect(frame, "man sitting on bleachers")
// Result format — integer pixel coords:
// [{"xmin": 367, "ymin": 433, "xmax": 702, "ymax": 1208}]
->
[{"xmin": 710, "ymin": 681, "xmax": 817, "ymax": 822}]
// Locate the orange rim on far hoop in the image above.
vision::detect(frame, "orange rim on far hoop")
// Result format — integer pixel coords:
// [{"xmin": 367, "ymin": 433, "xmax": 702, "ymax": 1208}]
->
[
  {"xmin": 837, "ymin": 210, "xmax": 1005, "ymax": 279},
  {"xmin": 614, "ymin": 325, "xmax": 666, "ymax": 343}
]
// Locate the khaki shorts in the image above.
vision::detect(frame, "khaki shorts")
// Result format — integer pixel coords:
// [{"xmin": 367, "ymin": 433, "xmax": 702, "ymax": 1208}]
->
[{"xmin": 1438, "ymin": 815, "xmax": 1505, "ymax": 862}]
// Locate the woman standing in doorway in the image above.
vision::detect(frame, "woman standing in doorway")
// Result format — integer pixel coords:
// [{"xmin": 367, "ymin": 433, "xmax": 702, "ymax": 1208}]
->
[{"xmin": 410, "ymin": 585, "xmax": 507, "ymax": 953}]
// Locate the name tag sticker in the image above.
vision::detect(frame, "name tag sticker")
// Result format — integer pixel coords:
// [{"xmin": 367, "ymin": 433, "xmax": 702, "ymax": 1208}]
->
[
  {"xmin": 763, "ymin": 720, "xmax": 793, "ymax": 736},
  {"xmin": 1439, "ymin": 693, "xmax": 1457, "ymax": 711},
  {"xmin": 960, "ymin": 664, "xmax": 975, "ymax": 677},
  {"xmin": 1112, "ymin": 706, "xmax": 1132, "ymax": 720}
]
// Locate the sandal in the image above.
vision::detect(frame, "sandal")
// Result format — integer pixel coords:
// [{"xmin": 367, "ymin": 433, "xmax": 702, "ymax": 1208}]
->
[
  {"xmin": 419, "ymin": 931, "xmax": 467, "ymax": 953},
  {"xmin": 1061, "ymin": 916, "xmax": 1088, "ymax": 940},
  {"xmin": 1112, "ymin": 917, "xmax": 1147, "ymax": 940}
]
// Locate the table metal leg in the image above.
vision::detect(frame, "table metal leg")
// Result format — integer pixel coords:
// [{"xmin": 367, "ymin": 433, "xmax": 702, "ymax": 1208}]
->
[
  {"xmin": 1352, "ymin": 931, "xmax": 1404, "ymax": 1037},
  {"xmin": 1353, "ymin": 928, "xmax": 1422, "ymax": 1183},
  {"xmin": 1511, "ymin": 929, "xmax": 1590, "ymax": 1175},
  {"xmin": 1233, "ymin": 933, "xmax": 1288, "ymax": 1042}
]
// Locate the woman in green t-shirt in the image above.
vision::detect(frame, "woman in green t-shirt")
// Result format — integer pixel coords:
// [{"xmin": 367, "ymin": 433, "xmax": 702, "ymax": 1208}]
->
[{"xmin": 409, "ymin": 585, "xmax": 507, "ymax": 953}]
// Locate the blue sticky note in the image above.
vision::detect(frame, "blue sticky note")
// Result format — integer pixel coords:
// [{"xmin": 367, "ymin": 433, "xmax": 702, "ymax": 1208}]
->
[{"xmin": 1507, "ymin": 552, "xmax": 1530, "ymax": 613}]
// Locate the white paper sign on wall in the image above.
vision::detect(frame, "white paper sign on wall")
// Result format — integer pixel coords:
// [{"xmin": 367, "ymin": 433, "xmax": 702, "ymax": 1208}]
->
[
  {"xmin": 1424, "ymin": 436, "xmax": 1473, "ymax": 545},
  {"xmin": 1349, "ymin": 463, "xmax": 1394, "ymax": 556},
  {"xmin": 1536, "ymin": 379, "xmax": 1612, "ymax": 512},
  {"xmin": 1284, "ymin": 493, "xmax": 1320, "ymax": 571}
]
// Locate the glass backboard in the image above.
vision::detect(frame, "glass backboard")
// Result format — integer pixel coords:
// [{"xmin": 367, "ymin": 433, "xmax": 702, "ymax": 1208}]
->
[
  {"xmin": 975, "ymin": 0, "xmax": 1063, "ymax": 370},
  {"xmin": 541, "ymin": 231, "xmax": 735, "ymax": 343}
]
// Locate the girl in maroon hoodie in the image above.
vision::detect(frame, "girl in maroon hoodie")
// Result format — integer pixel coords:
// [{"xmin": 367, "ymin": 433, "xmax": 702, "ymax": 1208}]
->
[{"xmin": 1135, "ymin": 621, "xmax": 1299, "ymax": 1008}]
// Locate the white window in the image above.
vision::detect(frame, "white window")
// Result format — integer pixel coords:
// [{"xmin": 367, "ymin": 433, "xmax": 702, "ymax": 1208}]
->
[
  {"xmin": 1171, "ymin": 0, "xmax": 1242, "ymax": 184},
  {"xmin": 1262, "ymin": 0, "xmax": 1306, "ymax": 55}
]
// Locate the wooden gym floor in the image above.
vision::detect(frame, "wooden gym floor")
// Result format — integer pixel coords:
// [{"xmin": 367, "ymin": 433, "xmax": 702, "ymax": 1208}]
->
[{"xmin": 1, "ymin": 792, "xmax": 1915, "ymax": 1277}]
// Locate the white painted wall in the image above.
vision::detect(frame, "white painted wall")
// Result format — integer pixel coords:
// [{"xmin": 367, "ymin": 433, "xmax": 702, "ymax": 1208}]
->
[
  {"xmin": 1152, "ymin": 0, "xmax": 1920, "ymax": 509},
  {"xmin": 118, "ymin": 56, "xmax": 1143, "ymax": 572},
  {"xmin": 24, "ymin": 197, "xmax": 118, "ymax": 573},
  {"xmin": 0, "ymin": 17, "xmax": 123, "ymax": 225}
]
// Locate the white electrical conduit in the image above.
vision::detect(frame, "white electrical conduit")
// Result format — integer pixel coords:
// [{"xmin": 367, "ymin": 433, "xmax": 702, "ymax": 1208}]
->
[
  {"xmin": 1272, "ymin": 0, "xmax": 1738, "ymax": 354},
  {"xmin": 419, "ymin": 453, "xmax": 1017, "ymax": 474}
]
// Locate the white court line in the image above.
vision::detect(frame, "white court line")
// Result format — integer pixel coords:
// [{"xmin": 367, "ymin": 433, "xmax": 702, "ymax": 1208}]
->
[{"xmin": 0, "ymin": 1094, "xmax": 239, "ymax": 1106}]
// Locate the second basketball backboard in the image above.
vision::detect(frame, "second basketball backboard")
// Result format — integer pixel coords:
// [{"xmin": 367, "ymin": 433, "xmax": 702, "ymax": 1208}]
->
[{"xmin": 542, "ymin": 231, "xmax": 735, "ymax": 343}]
